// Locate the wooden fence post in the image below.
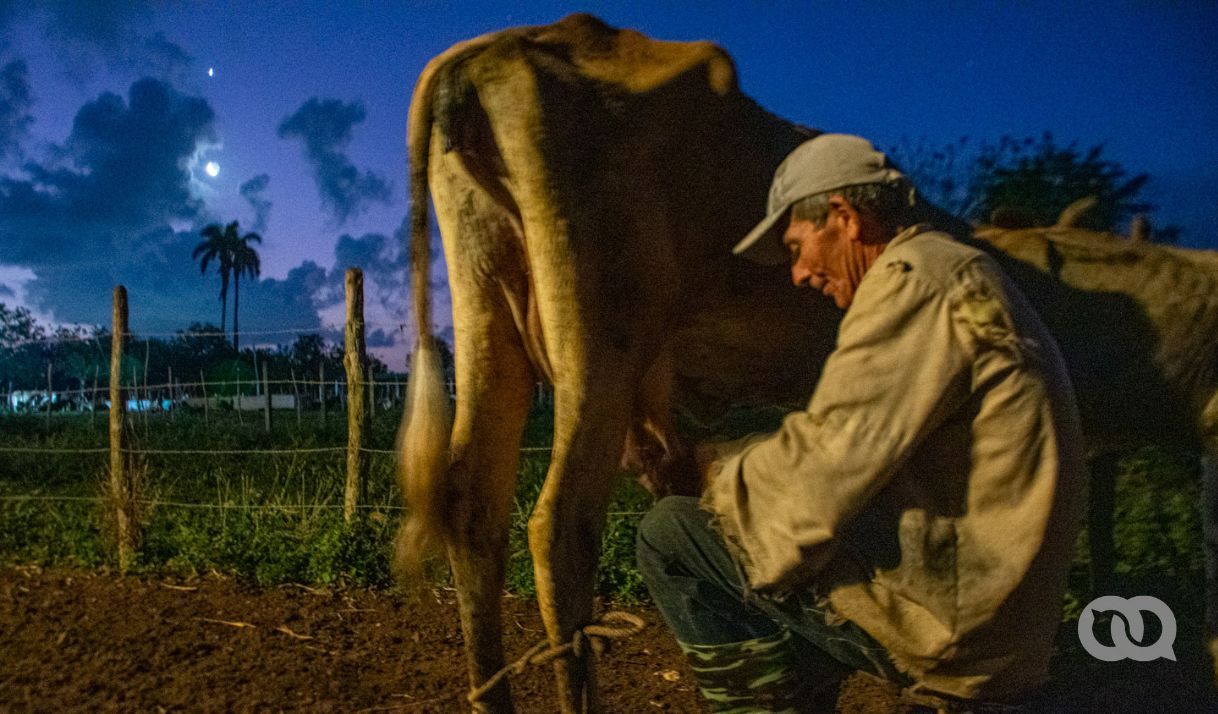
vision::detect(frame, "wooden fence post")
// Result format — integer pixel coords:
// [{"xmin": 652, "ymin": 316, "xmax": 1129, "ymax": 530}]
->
[
  {"xmin": 318, "ymin": 362, "xmax": 326, "ymax": 426},
  {"xmin": 109, "ymin": 286, "xmax": 137, "ymax": 571},
  {"xmin": 235, "ymin": 367, "xmax": 244, "ymax": 426},
  {"xmin": 263, "ymin": 362, "xmax": 272, "ymax": 433},
  {"xmin": 142, "ymin": 340, "xmax": 150, "ymax": 430},
  {"xmin": 200, "ymin": 370, "xmax": 209, "ymax": 426},
  {"xmin": 45, "ymin": 361, "xmax": 52, "ymax": 434},
  {"xmin": 291, "ymin": 368, "xmax": 302, "ymax": 427},
  {"xmin": 168, "ymin": 365, "xmax": 175, "ymax": 422},
  {"xmin": 90, "ymin": 366, "xmax": 99, "ymax": 428},
  {"xmin": 343, "ymin": 268, "xmax": 368, "ymax": 523}
]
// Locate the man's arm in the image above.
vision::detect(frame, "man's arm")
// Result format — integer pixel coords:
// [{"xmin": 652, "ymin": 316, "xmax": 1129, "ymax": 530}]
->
[{"xmin": 701, "ymin": 258, "xmax": 974, "ymax": 593}]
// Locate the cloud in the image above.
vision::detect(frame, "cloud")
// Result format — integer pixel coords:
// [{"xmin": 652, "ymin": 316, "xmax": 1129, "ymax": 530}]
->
[
  {"xmin": 312, "ymin": 214, "xmax": 456, "ymax": 355},
  {"xmin": 327, "ymin": 222, "xmax": 412, "ymax": 315},
  {"xmin": 0, "ymin": 77, "xmax": 232, "ymax": 332},
  {"xmin": 235, "ymin": 261, "xmax": 328, "ymax": 335},
  {"xmin": 19, "ymin": 224, "xmax": 218, "ymax": 332},
  {"xmin": 367, "ymin": 328, "xmax": 396, "ymax": 348},
  {"xmin": 239, "ymin": 173, "xmax": 271, "ymax": 232},
  {"xmin": 277, "ymin": 98, "xmax": 391, "ymax": 224},
  {"xmin": 38, "ymin": 0, "xmax": 150, "ymax": 57},
  {"xmin": 0, "ymin": 75, "xmax": 400, "ymax": 349},
  {"xmin": 0, "ymin": 59, "xmax": 32, "ymax": 161},
  {"xmin": 334, "ymin": 232, "xmax": 389, "ymax": 269},
  {"xmin": 1, "ymin": 2, "xmax": 192, "ymax": 84},
  {"xmin": 130, "ymin": 32, "xmax": 194, "ymax": 86},
  {"xmin": 0, "ymin": 77, "xmax": 215, "ymax": 270}
]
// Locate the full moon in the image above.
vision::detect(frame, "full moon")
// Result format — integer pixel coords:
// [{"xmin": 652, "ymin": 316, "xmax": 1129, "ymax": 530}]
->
[{"xmin": 204, "ymin": 161, "xmax": 220, "ymax": 177}]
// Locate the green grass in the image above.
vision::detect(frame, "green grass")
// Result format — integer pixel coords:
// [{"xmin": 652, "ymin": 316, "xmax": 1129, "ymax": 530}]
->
[
  {"xmin": 0, "ymin": 409, "xmax": 1208, "ymax": 612},
  {"xmin": 0, "ymin": 407, "xmax": 653, "ymax": 599}
]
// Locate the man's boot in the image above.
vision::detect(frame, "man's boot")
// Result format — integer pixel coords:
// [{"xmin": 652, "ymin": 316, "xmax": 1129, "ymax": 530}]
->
[{"xmin": 679, "ymin": 628, "xmax": 840, "ymax": 713}]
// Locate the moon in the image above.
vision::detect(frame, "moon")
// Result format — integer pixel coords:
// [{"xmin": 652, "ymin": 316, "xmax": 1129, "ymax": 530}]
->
[
  {"xmin": 208, "ymin": 67, "xmax": 215, "ymax": 77},
  {"xmin": 204, "ymin": 161, "xmax": 220, "ymax": 178}
]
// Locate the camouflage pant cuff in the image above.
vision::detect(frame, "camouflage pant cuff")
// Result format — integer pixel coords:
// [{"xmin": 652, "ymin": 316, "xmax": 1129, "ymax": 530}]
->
[{"xmin": 679, "ymin": 628, "xmax": 816, "ymax": 713}]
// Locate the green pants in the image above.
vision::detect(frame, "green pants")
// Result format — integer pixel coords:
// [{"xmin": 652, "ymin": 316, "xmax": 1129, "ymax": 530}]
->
[{"xmin": 637, "ymin": 496, "xmax": 909, "ymax": 712}]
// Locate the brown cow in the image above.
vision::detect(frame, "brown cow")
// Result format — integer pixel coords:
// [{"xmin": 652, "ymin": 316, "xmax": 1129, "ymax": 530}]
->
[{"xmin": 397, "ymin": 14, "xmax": 1218, "ymax": 712}]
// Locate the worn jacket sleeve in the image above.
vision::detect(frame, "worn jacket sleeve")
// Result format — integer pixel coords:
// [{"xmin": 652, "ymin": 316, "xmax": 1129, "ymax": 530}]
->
[{"xmin": 701, "ymin": 258, "xmax": 974, "ymax": 593}]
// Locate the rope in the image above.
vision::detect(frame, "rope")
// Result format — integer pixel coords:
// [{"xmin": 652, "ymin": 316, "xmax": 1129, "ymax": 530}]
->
[{"xmin": 466, "ymin": 611, "xmax": 645, "ymax": 706}]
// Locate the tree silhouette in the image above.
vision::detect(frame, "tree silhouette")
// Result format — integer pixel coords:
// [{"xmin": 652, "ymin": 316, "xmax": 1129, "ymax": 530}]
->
[
  {"xmin": 890, "ymin": 133, "xmax": 1179, "ymax": 242},
  {"xmin": 973, "ymin": 133, "xmax": 1153, "ymax": 233},
  {"xmin": 193, "ymin": 222, "xmax": 239, "ymax": 338},
  {"xmin": 0, "ymin": 302, "xmax": 43, "ymax": 349},
  {"xmin": 230, "ymin": 230, "xmax": 262, "ymax": 351}
]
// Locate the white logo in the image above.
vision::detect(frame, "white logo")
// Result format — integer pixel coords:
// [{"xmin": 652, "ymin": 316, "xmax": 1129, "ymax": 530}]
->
[{"xmin": 1077, "ymin": 595, "xmax": 1176, "ymax": 662}]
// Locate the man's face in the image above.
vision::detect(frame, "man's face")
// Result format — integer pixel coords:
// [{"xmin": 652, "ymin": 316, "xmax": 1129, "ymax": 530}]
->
[{"xmin": 783, "ymin": 204, "xmax": 860, "ymax": 309}]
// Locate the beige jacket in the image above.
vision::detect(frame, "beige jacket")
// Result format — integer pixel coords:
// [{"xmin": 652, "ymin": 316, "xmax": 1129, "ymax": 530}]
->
[{"xmin": 702, "ymin": 226, "xmax": 1086, "ymax": 699}]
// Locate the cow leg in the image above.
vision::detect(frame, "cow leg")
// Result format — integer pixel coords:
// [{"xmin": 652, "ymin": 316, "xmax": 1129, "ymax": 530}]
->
[
  {"xmin": 1203, "ymin": 448, "xmax": 1218, "ymax": 682},
  {"xmin": 429, "ymin": 145, "xmax": 537, "ymax": 713},
  {"xmin": 529, "ymin": 367, "xmax": 635, "ymax": 714},
  {"xmin": 1087, "ymin": 450, "xmax": 1121, "ymax": 595},
  {"xmin": 443, "ymin": 317, "xmax": 534, "ymax": 714},
  {"xmin": 464, "ymin": 50, "xmax": 679, "ymax": 710}
]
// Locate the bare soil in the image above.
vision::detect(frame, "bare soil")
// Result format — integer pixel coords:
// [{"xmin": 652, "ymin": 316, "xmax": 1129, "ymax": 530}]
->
[{"xmin": 1, "ymin": 566, "xmax": 1215, "ymax": 713}]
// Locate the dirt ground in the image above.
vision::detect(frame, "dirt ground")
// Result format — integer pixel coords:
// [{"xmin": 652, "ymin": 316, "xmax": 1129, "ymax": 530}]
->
[{"xmin": 1, "ymin": 566, "xmax": 1216, "ymax": 713}]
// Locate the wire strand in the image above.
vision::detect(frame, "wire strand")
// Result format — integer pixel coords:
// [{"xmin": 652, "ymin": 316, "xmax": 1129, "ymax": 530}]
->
[{"xmin": 0, "ymin": 494, "xmax": 646, "ymax": 517}]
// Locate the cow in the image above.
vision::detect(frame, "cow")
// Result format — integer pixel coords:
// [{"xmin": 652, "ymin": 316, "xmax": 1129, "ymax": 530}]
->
[{"xmin": 396, "ymin": 14, "xmax": 1218, "ymax": 712}]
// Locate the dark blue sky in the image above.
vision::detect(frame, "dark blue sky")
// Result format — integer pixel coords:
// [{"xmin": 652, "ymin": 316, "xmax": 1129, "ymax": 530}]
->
[{"xmin": 1, "ymin": 1, "xmax": 1215, "ymax": 365}]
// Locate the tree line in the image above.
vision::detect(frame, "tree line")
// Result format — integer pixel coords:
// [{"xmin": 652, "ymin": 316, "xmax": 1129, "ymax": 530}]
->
[
  {"xmin": 0, "ymin": 310, "xmax": 394, "ymax": 402},
  {"xmin": 889, "ymin": 132, "xmax": 1179, "ymax": 241}
]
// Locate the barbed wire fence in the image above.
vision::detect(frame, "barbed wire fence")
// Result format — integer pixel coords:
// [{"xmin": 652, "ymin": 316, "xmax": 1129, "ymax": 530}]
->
[{"xmin": 0, "ymin": 270, "xmax": 598, "ymax": 573}]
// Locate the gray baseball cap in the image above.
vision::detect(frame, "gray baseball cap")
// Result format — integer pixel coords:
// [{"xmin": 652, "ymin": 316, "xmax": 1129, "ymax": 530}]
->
[{"xmin": 733, "ymin": 133, "xmax": 909, "ymax": 265}]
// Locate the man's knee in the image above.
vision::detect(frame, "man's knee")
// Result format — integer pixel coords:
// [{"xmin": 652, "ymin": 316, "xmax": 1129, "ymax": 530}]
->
[{"xmin": 636, "ymin": 495, "xmax": 706, "ymax": 580}]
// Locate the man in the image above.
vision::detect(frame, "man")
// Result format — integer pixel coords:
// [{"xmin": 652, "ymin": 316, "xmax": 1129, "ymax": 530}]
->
[{"xmin": 636, "ymin": 134, "xmax": 1086, "ymax": 712}]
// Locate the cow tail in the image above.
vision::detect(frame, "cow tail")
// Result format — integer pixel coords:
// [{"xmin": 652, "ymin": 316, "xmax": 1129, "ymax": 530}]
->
[{"xmin": 393, "ymin": 52, "xmax": 455, "ymax": 581}]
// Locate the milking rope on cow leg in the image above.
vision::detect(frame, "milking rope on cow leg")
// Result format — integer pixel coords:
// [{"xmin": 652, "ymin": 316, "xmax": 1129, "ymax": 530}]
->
[{"xmin": 466, "ymin": 611, "xmax": 646, "ymax": 707}]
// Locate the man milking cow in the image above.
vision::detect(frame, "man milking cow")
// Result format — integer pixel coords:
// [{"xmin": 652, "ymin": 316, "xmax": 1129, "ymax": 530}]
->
[{"xmin": 637, "ymin": 134, "xmax": 1087, "ymax": 711}]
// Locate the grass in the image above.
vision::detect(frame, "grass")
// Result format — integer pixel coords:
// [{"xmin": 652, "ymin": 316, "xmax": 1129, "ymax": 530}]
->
[
  {"xmin": 0, "ymin": 406, "xmax": 654, "ymax": 600},
  {"xmin": 0, "ymin": 408, "xmax": 1208, "ymax": 613}
]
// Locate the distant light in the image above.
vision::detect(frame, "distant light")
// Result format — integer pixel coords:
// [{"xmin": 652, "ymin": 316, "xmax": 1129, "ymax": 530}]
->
[
  {"xmin": 205, "ymin": 161, "xmax": 220, "ymax": 178},
  {"xmin": 208, "ymin": 67, "xmax": 214, "ymax": 77}
]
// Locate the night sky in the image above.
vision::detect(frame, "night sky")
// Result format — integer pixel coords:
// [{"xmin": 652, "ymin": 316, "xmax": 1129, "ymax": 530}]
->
[{"xmin": 1, "ymin": 1, "xmax": 1215, "ymax": 366}]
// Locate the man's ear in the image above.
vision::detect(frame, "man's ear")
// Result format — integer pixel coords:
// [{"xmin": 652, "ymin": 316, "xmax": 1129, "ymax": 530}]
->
[{"xmin": 828, "ymin": 195, "xmax": 862, "ymax": 241}]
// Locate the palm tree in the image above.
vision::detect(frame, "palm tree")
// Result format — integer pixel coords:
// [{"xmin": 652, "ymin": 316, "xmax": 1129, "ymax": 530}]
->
[
  {"xmin": 230, "ymin": 231, "xmax": 262, "ymax": 351},
  {"xmin": 193, "ymin": 222, "xmax": 239, "ymax": 339}
]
